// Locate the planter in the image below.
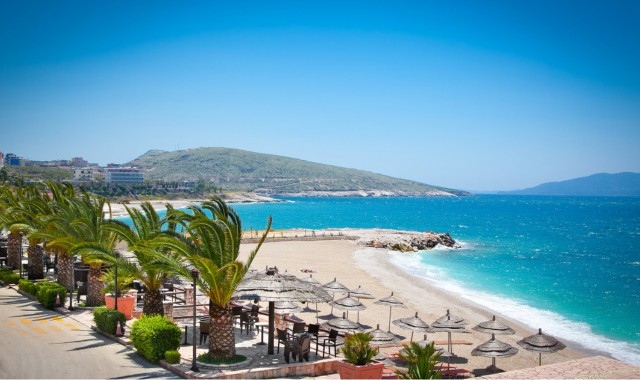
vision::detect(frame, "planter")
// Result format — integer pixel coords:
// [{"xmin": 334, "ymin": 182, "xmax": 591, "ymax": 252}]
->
[
  {"xmin": 104, "ymin": 295, "xmax": 136, "ymax": 320},
  {"xmin": 336, "ymin": 360, "xmax": 385, "ymax": 379}
]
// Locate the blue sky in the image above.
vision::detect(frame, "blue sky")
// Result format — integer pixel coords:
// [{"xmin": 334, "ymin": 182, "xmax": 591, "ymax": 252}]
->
[{"xmin": 1, "ymin": 1, "xmax": 638, "ymax": 191}]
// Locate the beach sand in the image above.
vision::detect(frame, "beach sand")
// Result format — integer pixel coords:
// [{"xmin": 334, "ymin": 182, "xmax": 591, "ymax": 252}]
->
[{"xmin": 239, "ymin": 230, "xmax": 592, "ymax": 375}]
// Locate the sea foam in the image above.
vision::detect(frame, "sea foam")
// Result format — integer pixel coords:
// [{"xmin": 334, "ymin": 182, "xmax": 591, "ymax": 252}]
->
[{"xmin": 388, "ymin": 252, "xmax": 640, "ymax": 365}]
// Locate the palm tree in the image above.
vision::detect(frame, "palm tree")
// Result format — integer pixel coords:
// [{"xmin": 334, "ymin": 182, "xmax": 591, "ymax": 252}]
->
[
  {"xmin": 36, "ymin": 182, "xmax": 81, "ymax": 290},
  {"xmin": 103, "ymin": 201, "xmax": 180, "ymax": 316},
  {"xmin": 0, "ymin": 185, "xmax": 26, "ymax": 271},
  {"xmin": 160, "ymin": 197, "xmax": 272, "ymax": 360},
  {"xmin": 68, "ymin": 190, "xmax": 116, "ymax": 306}
]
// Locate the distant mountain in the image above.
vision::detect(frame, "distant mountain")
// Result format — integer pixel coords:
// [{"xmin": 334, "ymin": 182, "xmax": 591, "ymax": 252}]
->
[
  {"xmin": 503, "ymin": 172, "xmax": 640, "ymax": 196},
  {"xmin": 127, "ymin": 147, "xmax": 471, "ymax": 197}
]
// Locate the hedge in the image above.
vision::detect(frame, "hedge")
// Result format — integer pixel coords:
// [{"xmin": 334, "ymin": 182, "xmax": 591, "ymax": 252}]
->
[
  {"xmin": 0, "ymin": 269, "xmax": 20, "ymax": 285},
  {"xmin": 93, "ymin": 307, "xmax": 126, "ymax": 335},
  {"xmin": 35, "ymin": 282, "xmax": 67, "ymax": 309},
  {"xmin": 18, "ymin": 279, "xmax": 37, "ymax": 296},
  {"xmin": 164, "ymin": 350, "xmax": 181, "ymax": 364},
  {"xmin": 130, "ymin": 315, "xmax": 181, "ymax": 363}
]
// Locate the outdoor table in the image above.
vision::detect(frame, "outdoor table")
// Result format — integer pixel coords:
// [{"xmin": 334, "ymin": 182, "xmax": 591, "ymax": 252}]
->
[{"xmin": 255, "ymin": 322, "xmax": 268, "ymax": 345}]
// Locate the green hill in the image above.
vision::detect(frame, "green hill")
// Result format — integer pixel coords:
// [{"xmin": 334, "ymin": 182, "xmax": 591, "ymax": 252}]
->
[
  {"xmin": 503, "ymin": 172, "xmax": 640, "ymax": 196},
  {"xmin": 127, "ymin": 147, "xmax": 470, "ymax": 197}
]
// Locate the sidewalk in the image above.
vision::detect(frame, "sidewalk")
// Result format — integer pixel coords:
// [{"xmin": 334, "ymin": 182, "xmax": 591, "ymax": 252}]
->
[{"xmin": 59, "ymin": 296, "xmax": 341, "ymax": 379}]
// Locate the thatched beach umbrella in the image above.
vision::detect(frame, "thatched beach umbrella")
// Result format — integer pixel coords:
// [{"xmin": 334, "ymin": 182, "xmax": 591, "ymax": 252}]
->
[
  {"xmin": 430, "ymin": 314, "xmax": 469, "ymax": 354},
  {"xmin": 435, "ymin": 309, "xmax": 468, "ymax": 325},
  {"xmin": 473, "ymin": 315, "xmax": 515, "ymax": 335},
  {"xmin": 329, "ymin": 292, "xmax": 367, "ymax": 320},
  {"xmin": 300, "ymin": 274, "xmax": 323, "ymax": 321},
  {"xmin": 234, "ymin": 267, "xmax": 332, "ymax": 355},
  {"xmin": 472, "ymin": 333, "xmax": 518, "ymax": 370},
  {"xmin": 274, "ymin": 301, "xmax": 302, "ymax": 314},
  {"xmin": 392, "ymin": 311, "xmax": 432, "ymax": 342},
  {"xmin": 349, "ymin": 285, "xmax": 374, "ymax": 322},
  {"xmin": 321, "ymin": 312, "xmax": 361, "ymax": 333},
  {"xmin": 517, "ymin": 328, "xmax": 566, "ymax": 366},
  {"xmin": 375, "ymin": 292, "xmax": 408, "ymax": 332},
  {"xmin": 322, "ymin": 277, "xmax": 350, "ymax": 315},
  {"xmin": 368, "ymin": 324, "xmax": 401, "ymax": 347}
]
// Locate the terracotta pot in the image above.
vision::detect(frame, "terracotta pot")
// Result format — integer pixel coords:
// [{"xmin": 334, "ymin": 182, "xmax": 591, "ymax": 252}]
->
[
  {"xmin": 336, "ymin": 360, "xmax": 385, "ymax": 379},
  {"xmin": 104, "ymin": 295, "xmax": 136, "ymax": 320}
]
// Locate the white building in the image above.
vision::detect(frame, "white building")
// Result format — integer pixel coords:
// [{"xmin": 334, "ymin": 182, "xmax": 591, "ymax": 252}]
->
[
  {"xmin": 72, "ymin": 167, "xmax": 94, "ymax": 182},
  {"xmin": 105, "ymin": 167, "xmax": 143, "ymax": 184}
]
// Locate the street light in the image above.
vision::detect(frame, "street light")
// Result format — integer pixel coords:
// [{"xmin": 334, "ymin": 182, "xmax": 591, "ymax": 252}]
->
[
  {"xmin": 114, "ymin": 252, "xmax": 120, "ymax": 312},
  {"xmin": 190, "ymin": 268, "xmax": 199, "ymax": 372},
  {"xmin": 68, "ymin": 269, "xmax": 75, "ymax": 311}
]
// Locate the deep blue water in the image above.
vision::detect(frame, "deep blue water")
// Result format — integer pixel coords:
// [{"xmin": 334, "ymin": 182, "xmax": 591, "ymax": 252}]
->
[
  {"xmin": 230, "ymin": 195, "xmax": 640, "ymax": 364},
  {"xmin": 118, "ymin": 195, "xmax": 640, "ymax": 364}
]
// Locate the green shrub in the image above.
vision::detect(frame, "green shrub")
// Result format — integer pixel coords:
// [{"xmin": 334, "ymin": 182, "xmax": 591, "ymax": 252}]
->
[
  {"xmin": 35, "ymin": 282, "xmax": 67, "ymax": 309},
  {"xmin": 395, "ymin": 341, "xmax": 442, "ymax": 379},
  {"xmin": 0, "ymin": 269, "xmax": 20, "ymax": 285},
  {"xmin": 340, "ymin": 332, "xmax": 376, "ymax": 365},
  {"xmin": 93, "ymin": 306, "xmax": 126, "ymax": 335},
  {"xmin": 18, "ymin": 279, "xmax": 37, "ymax": 295},
  {"xmin": 164, "ymin": 350, "xmax": 181, "ymax": 364},
  {"xmin": 130, "ymin": 315, "xmax": 181, "ymax": 363}
]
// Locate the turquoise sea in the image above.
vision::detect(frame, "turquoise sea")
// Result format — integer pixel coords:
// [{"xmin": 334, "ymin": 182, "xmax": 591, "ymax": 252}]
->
[{"xmin": 228, "ymin": 195, "xmax": 640, "ymax": 365}]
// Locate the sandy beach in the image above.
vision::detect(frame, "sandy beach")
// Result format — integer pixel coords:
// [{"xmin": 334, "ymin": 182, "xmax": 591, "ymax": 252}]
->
[{"xmin": 239, "ymin": 230, "xmax": 592, "ymax": 375}]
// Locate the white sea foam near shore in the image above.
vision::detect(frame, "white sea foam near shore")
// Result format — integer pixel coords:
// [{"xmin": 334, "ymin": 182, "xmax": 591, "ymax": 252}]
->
[{"xmin": 388, "ymin": 251, "xmax": 640, "ymax": 365}]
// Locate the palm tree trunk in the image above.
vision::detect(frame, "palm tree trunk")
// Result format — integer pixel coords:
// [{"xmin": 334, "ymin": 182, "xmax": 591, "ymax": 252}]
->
[
  {"xmin": 56, "ymin": 251, "xmax": 73, "ymax": 290},
  {"xmin": 143, "ymin": 288, "xmax": 165, "ymax": 316},
  {"xmin": 86, "ymin": 264, "xmax": 105, "ymax": 307},
  {"xmin": 208, "ymin": 304, "xmax": 236, "ymax": 360},
  {"xmin": 27, "ymin": 244, "xmax": 44, "ymax": 280},
  {"xmin": 7, "ymin": 232, "xmax": 22, "ymax": 270}
]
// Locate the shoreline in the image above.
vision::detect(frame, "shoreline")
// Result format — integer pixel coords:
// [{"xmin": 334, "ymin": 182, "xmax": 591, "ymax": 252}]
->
[{"xmin": 239, "ymin": 235, "xmax": 598, "ymax": 374}]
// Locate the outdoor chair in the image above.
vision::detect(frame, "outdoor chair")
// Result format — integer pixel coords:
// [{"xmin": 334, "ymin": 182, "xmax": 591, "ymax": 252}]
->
[
  {"xmin": 288, "ymin": 321, "xmax": 306, "ymax": 337},
  {"xmin": 315, "ymin": 328, "xmax": 342, "ymax": 357},
  {"xmin": 284, "ymin": 333, "xmax": 312, "ymax": 363},
  {"xmin": 250, "ymin": 304, "xmax": 261, "ymax": 321},
  {"xmin": 231, "ymin": 305, "xmax": 244, "ymax": 326},
  {"xmin": 199, "ymin": 317, "xmax": 210, "ymax": 345},
  {"xmin": 276, "ymin": 328, "xmax": 293, "ymax": 353},
  {"xmin": 240, "ymin": 311, "xmax": 255, "ymax": 335}
]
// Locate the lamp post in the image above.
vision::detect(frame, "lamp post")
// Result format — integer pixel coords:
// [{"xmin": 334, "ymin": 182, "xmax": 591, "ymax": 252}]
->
[
  {"xmin": 190, "ymin": 268, "xmax": 199, "ymax": 372},
  {"xmin": 114, "ymin": 254, "xmax": 119, "ymax": 311},
  {"xmin": 68, "ymin": 270, "xmax": 75, "ymax": 311}
]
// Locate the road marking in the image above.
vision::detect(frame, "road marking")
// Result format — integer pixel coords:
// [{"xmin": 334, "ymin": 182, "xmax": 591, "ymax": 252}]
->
[
  {"xmin": 33, "ymin": 326, "xmax": 47, "ymax": 335},
  {"xmin": 7, "ymin": 320, "xmax": 17, "ymax": 327},
  {"xmin": 20, "ymin": 318, "xmax": 32, "ymax": 325}
]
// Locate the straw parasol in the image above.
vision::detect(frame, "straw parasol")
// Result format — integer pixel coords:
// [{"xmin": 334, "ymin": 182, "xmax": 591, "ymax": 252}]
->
[
  {"xmin": 274, "ymin": 301, "xmax": 302, "ymax": 314},
  {"xmin": 430, "ymin": 314, "xmax": 469, "ymax": 355},
  {"xmin": 392, "ymin": 311, "xmax": 432, "ymax": 342},
  {"xmin": 300, "ymin": 274, "xmax": 323, "ymax": 321},
  {"xmin": 349, "ymin": 285, "xmax": 375, "ymax": 323},
  {"xmin": 234, "ymin": 267, "xmax": 332, "ymax": 355},
  {"xmin": 473, "ymin": 315, "xmax": 515, "ymax": 335},
  {"xmin": 368, "ymin": 324, "xmax": 401, "ymax": 347},
  {"xmin": 322, "ymin": 277, "xmax": 350, "ymax": 315},
  {"xmin": 517, "ymin": 328, "xmax": 566, "ymax": 366},
  {"xmin": 472, "ymin": 333, "xmax": 518, "ymax": 370},
  {"xmin": 374, "ymin": 292, "xmax": 408, "ymax": 332},
  {"xmin": 435, "ymin": 309, "xmax": 468, "ymax": 325},
  {"xmin": 321, "ymin": 312, "xmax": 361, "ymax": 333},
  {"xmin": 329, "ymin": 292, "xmax": 367, "ymax": 320}
]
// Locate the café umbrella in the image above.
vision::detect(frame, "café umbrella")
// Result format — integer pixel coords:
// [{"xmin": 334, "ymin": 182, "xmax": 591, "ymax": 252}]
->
[
  {"xmin": 375, "ymin": 292, "xmax": 408, "ymax": 332},
  {"xmin": 300, "ymin": 274, "xmax": 323, "ymax": 321},
  {"xmin": 472, "ymin": 333, "xmax": 518, "ymax": 370},
  {"xmin": 517, "ymin": 328, "xmax": 566, "ymax": 366},
  {"xmin": 234, "ymin": 267, "xmax": 332, "ymax": 355}
]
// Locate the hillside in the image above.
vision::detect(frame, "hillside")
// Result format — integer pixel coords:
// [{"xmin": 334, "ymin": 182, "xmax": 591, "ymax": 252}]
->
[
  {"xmin": 503, "ymin": 172, "xmax": 640, "ymax": 196},
  {"xmin": 127, "ymin": 147, "xmax": 470, "ymax": 197}
]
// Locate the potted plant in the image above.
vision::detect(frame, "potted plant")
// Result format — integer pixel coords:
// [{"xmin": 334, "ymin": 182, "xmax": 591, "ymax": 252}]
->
[
  {"xmin": 102, "ymin": 267, "xmax": 137, "ymax": 319},
  {"xmin": 337, "ymin": 332, "xmax": 385, "ymax": 379},
  {"xmin": 395, "ymin": 341, "xmax": 442, "ymax": 379}
]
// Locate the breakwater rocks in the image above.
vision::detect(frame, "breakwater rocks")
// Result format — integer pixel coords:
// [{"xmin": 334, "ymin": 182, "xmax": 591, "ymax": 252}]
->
[{"xmin": 354, "ymin": 229, "xmax": 461, "ymax": 252}]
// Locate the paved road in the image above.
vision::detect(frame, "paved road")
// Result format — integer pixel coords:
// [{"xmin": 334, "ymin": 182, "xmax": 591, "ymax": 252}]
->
[{"xmin": 0, "ymin": 286, "xmax": 177, "ymax": 379}]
